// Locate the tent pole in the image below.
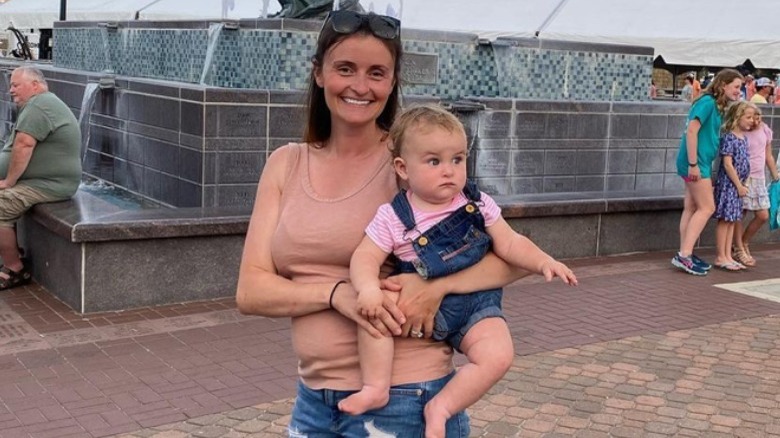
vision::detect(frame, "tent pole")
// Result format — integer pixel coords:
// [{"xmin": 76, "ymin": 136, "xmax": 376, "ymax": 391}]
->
[
  {"xmin": 535, "ymin": 0, "xmax": 570, "ymax": 36},
  {"xmin": 60, "ymin": 0, "xmax": 67, "ymax": 21}
]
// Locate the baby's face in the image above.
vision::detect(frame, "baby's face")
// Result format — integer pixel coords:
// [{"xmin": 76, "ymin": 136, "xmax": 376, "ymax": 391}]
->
[{"xmin": 396, "ymin": 125, "xmax": 468, "ymax": 207}]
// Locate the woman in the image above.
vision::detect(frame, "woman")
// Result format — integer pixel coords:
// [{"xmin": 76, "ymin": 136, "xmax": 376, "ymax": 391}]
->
[
  {"xmin": 673, "ymin": 68, "xmax": 743, "ymax": 276},
  {"xmin": 236, "ymin": 10, "xmax": 523, "ymax": 437}
]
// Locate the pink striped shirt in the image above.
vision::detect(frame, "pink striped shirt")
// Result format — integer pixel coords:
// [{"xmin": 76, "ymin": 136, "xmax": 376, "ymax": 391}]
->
[{"xmin": 365, "ymin": 191, "xmax": 501, "ymax": 261}]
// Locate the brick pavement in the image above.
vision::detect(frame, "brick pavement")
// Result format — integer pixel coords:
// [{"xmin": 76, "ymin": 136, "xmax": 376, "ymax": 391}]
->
[{"xmin": 2, "ymin": 246, "xmax": 780, "ymax": 437}]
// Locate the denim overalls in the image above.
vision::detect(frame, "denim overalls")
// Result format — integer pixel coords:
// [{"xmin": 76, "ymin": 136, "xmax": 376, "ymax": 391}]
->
[{"xmin": 391, "ymin": 180, "xmax": 504, "ymax": 352}]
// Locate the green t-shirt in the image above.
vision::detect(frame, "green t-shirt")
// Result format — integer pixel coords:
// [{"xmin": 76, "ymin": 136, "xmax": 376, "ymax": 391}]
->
[
  {"xmin": 676, "ymin": 94, "xmax": 722, "ymax": 179},
  {"xmin": 0, "ymin": 92, "xmax": 82, "ymax": 198}
]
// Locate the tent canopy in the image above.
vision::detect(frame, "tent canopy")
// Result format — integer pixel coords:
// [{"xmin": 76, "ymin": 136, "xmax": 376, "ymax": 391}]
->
[
  {"xmin": 3, "ymin": 0, "xmax": 780, "ymax": 69},
  {"xmin": 370, "ymin": 0, "xmax": 780, "ymax": 69},
  {"xmin": 0, "ymin": 0, "xmax": 280, "ymax": 30}
]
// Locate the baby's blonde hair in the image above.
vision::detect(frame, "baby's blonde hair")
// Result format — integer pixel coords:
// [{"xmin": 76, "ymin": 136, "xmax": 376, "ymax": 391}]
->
[
  {"xmin": 723, "ymin": 101, "xmax": 757, "ymax": 133},
  {"xmin": 389, "ymin": 104, "xmax": 466, "ymax": 158}
]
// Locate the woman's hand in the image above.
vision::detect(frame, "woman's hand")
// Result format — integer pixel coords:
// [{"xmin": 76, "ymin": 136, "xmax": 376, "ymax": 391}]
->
[
  {"xmin": 331, "ymin": 282, "xmax": 404, "ymax": 339},
  {"xmin": 385, "ymin": 273, "xmax": 444, "ymax": 338},
  {"xmin": 687, "ymin": 164, "xmax": 701, "ymax": 182},
  {"xmin": 738, "ymin": 184, "xmax": 749, "ymax": 197}
]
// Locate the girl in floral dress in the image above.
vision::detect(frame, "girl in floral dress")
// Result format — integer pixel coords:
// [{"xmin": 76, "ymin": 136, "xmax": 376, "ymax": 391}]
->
[{"xmin": 712, "ymin": 101, "xmax": 755, "ymax": 271}]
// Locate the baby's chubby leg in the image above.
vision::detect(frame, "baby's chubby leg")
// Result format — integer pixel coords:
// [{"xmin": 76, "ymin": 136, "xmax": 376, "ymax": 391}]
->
[
  {"xmin": 424, "ymin": 318, "xmax": 514, "ymax": 438},
  {"xmin": 338, "ymin": 328, "xmax": 394, "ymax": 415}
]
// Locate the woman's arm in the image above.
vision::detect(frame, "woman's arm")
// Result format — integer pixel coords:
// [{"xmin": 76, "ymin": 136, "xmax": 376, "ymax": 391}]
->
[
  {"xmin": 388, "ymin": 252, "xmax": 530, "ymax": 337},
  {"xmin": 235, "ymin": 147, "xmax": 398, "ymax": 337},
  {"xmin": 686, "ymin": 119, "xmax": 702, "ymax": 181}
]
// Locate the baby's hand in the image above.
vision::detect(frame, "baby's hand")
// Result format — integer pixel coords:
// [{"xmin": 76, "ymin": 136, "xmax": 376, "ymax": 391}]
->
[
  {"xmin": 540, "ymin": 260, "xmax": 578, "ymax": 286},
  {"xmin": 357, "ymin": 289, "xmax": 385, "ymax": 319}
]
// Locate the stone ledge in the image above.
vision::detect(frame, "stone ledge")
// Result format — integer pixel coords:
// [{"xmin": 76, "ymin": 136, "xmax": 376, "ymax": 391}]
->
[
  {"xmin": 31, "ymin": 188, "xmax": 684, "ymax": 243},
  {"xmin": 495, "ymin": 190, "xmax": 683, "ymax": 218},
  {"xmin": 21, "ymin": 187, "xmax": 687, "ymax": 312},
  {"xmin": 30, "ymin": 190, "xmax": 250, "ymax": 243}
]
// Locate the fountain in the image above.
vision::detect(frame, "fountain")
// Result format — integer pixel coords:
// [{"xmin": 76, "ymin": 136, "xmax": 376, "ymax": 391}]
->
[{"xmin": 1, "ymin": 8, "xmax": 776, "ymax": 313}]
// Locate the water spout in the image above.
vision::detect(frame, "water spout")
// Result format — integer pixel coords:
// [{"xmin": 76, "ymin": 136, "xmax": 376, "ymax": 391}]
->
[
  {"xmin": 200, "ymin": 23, "xmax": 225, "ymax": 86},
  {"xmin": 78, "ymin": 83, "xmax": 100, "ymax": 164},
  {"xmin": 99, "ymin": 70, "xmax": 116, "ymax": 90},
  {"xmin": 99, "ymin": 27, "xmax": 112, "ymax": 72}
]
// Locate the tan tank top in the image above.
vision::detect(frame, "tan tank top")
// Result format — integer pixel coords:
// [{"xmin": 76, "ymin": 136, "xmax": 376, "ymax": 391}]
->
[{"xmin": 271, "ymin": 143, "xmax": 453, "ymax": 390}]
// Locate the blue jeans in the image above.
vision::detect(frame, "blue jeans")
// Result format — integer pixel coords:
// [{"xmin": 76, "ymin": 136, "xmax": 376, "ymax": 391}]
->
[{"xmin": 288, "ymin": 373, "xmax": 470, "ymax": 437}]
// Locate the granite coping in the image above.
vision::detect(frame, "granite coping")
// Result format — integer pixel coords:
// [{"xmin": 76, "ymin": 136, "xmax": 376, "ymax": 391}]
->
[
  {"xmin": 495, "ymin": 190, "xmax": 683, "ymax": 218},
  {"xmin": 30, "ymin": 187, "xmax": 683, "ymax": 243},
  {"xmin": 30, "ymin": 190, "xmax": 251, "ymax": 243}
]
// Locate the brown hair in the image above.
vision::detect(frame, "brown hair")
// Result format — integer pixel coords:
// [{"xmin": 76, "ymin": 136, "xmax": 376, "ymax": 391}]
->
[
  {"xmin": 698, "ymin": 68, "xmax": 743, "ymax": 114},
  {"xmin": 722, "ymin": 101, "xmax": 756, "ymax": 133},
  {"xmin": 388, "ymin": 104, "xmax": 466, "ymax": 158},
  {"xmin": 303, "ymin": 15, "xmax": 403, "ymax": 145}
]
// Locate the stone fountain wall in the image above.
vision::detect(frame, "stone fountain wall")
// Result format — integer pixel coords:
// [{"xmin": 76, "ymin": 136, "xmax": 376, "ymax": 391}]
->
[
  {"xmin": 52, "ymin": 19, "xmax": 653, "ymax": 102},
  {"xmin": 3, "ymin": 62, "xmax": 780, "ymax": 209}
]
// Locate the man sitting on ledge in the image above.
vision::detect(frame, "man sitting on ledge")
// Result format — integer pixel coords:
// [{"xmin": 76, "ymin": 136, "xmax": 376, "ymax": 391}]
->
[{"xmin": 0, "ymin": 66, "xmax": 82, "ymax": 290}]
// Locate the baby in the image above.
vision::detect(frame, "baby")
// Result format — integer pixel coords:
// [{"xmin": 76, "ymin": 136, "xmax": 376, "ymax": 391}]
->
[{"xmin": 340, "ymin": 104, "xmax": 578, "ymax": 438}]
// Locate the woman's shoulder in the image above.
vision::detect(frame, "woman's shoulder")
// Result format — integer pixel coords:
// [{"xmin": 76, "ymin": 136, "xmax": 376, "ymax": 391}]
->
[
  {"xmin": 689, "ymin": 94, "xmax": 717, "ymax": 118},
  {"xmin": 268, "ymin": 142, "xmax": 307, "ymax": 164},
  {"xmin": 692, "ymin": 93, "xmax": 716, "ymax": 107},
  {"xmin": 264, "ymin": 142, "xmax": 307, "ymax": 183}
]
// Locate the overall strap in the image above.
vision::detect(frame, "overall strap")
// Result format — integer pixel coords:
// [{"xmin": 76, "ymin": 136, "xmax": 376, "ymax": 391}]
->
[
  {"xmin": 390, "ymin": 189, "xmax": 417, "ymax": 231},
  {"xmin": 463, "ymin": 179, "xmax": 482, "ymax": 203}
]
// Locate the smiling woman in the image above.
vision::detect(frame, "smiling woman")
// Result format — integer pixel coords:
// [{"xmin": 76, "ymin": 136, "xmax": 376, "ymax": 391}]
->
[{"xmin": 234, "ymin": 8, "xmax": 498, "ymax": 436}]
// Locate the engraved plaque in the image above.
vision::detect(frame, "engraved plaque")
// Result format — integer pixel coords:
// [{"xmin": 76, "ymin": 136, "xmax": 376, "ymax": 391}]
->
[
  {"xmin": 402, "ymin": 52, "xmax": 438, "ymax": 85},
  {"xmin": 218, "ymin": 106, "xmax": 264, "ymax": 137},
  {"xmin": 474, "ymin": 150, "xmax": 510, "ymax": 177},
  {"xmin": 218, "ymin": 153, "xmax": 263, "ymax": 184},
  {"xmin": 513, "ymin": 151, "xmax": 544, "ymax": 176}
]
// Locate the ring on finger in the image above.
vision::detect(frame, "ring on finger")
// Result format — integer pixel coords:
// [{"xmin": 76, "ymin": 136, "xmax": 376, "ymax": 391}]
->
[{"xmin": 410, "ymin": 329, "xmax": 423, "ymax": 338}]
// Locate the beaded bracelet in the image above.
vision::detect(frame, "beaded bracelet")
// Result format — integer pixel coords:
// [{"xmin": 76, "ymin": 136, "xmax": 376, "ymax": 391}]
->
[{"xmin": 329, "ymin": 280, "xmax": 347, "ymax": 309}]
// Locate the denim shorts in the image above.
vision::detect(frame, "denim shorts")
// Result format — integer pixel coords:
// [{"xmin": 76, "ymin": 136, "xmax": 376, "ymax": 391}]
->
[
  {"xmin": 434, "ymin": 288, "xmax": 503, "ymax": 352},
  {"xmin": 289, "ymin": 372, "xmax": 470, "ymax": 437}
]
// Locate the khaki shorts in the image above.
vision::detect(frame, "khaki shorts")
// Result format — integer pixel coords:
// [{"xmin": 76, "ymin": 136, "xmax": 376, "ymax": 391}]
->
[{"xmin": 0, "ymin": 184, "xmax": 60, "ymax": 228}]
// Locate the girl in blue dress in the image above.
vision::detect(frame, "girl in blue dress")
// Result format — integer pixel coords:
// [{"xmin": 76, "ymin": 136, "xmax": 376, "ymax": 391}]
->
[{"xmin": 712, "ymin": 101, "xmax": 756, "ymax": 271}]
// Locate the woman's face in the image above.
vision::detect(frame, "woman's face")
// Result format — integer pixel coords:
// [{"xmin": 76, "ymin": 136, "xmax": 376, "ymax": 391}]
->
[
  {"xmin": 314, "ymin": 34, "xmax": 396, "ymax": 130},
  {"xmin": 722, "ymin": 78, "xmax": 743, "ymax": 101}
]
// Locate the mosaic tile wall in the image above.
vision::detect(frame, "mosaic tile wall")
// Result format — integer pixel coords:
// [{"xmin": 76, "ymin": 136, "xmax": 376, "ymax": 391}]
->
[
  {"xmin": 53, "ymin": 24, "xmax": 652, "ymax": 101},
  {"xmin": 492, "ymin": 46, "xmax": 650, "ymax": 102}
]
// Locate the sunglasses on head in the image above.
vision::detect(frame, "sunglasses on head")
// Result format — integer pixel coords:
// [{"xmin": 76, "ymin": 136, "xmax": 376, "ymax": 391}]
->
[{"xmin": 324, "ymin": 10, "xmax": 401, "ymax": 40}]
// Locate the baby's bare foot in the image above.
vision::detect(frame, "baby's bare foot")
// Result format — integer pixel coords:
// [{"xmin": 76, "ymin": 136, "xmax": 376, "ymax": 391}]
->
[
  {"xmin": 424, "ymin": 399, "xmax": 453, "ymax": 438},
  {"xmin": 338, "ymin": 386, "xmax": 389, "ymax": 415}
]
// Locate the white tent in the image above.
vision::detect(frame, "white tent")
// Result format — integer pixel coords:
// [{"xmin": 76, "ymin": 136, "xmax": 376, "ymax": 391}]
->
[
  {"xmin": 0, "ymin": 0, "xmax": 280, "ymax": 30},
  {"xmin": 3, "ymin": 0, "xmax": 780, "ymax": 68},
  {"xmin": 534, "ymin": 0, "xmax": 780, "ymax": 69},
  {"xmin": 369, "ymin": 0, "xmax": 780, "ymax": 69}
]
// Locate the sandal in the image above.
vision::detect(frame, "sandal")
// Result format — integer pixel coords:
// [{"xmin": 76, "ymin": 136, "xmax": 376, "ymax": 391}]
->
[
  {"xmin": 733, "ymin": 248, "xmax": 756, "ymax": 267},
  {"xmin": 715, "ymin": 262, "xmax": 743, "ymax": 272},
  {"xmin": 0, "ymin": 265, "xmax": 32, "ymax": 291},
  {"xmin": 743, "ymin": 243, "xmax": 755, "ymax": 263}
]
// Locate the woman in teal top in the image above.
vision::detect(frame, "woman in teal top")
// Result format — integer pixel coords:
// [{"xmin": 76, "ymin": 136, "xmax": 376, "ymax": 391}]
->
[{"xmin": 673, "ymin": 68, "xmax": 743, "ymax": 276}]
